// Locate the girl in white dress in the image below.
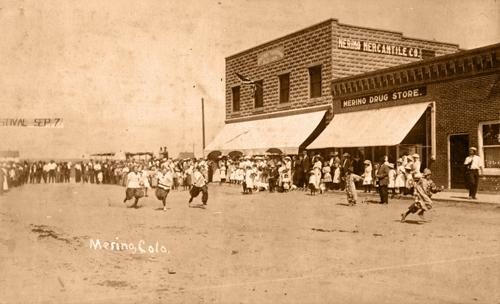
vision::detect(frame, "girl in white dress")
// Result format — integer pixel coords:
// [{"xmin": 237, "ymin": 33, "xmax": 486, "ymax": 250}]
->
[
  {"xmin": 219, "ymin": 161, "xmax": 227, "ymax": 183},
  {"xmin": 332, "ymin": 163, "xmax": 341, "ymax": 191},
  {"xmin": 395, "ymin": 159, "xmax": 406, "ymax": 196},
  {"xmin": 388, "ymin": 163, "xmax": 396, "ymax": 198},
  {"xmin": 362, "ymin": 160, "xmax": 373, "ymax": 193}
]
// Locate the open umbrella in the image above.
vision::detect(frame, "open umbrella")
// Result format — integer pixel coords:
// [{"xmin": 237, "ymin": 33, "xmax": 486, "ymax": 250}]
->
[{"xmin": 207, "ymin": 150, "xmax": 222, "ymax": 160}]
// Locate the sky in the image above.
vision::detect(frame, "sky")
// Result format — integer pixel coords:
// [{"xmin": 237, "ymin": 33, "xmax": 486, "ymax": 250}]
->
[{"xmin": 0, "ymin": 0, "xmax": 499, "ymax": 159}]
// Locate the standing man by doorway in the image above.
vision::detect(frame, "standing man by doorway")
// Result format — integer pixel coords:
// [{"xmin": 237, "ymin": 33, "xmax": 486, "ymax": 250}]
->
[
  {"xmin": 377, "ymin": 156, "xmax": 390, "ymax": 204},
  {"xmin": 464, "ymin": 147, "xmax": 483, "ymax": 200}
]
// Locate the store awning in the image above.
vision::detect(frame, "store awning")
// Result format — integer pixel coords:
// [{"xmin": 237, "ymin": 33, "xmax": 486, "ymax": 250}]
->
[
  {"xmin": 307, "ymin": 102, "xmax": 431, "ymax": 149},
  {"xmin": 205, "ymin": 110, "xmax": 326, "ymax": 155}
]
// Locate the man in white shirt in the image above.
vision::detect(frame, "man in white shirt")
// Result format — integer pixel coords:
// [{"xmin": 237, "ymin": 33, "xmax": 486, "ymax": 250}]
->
[
  {"xmin": 464, "ymin": 147, "xmax": 484, "ymax": 200},
  {"xmin": 188, "ymin": 166, "xmax": 208, "ymax": 208}
]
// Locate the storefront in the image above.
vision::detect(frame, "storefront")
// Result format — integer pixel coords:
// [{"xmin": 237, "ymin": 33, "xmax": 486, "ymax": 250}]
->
[{"xmin": 308, "ymin": 43, "xmax": 500, "ymax": 191}]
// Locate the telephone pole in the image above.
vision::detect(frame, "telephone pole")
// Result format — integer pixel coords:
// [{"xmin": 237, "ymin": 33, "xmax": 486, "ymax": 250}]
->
[{"xmin": 201, "ymin": 97, "xmax": 206, "ymax": 157}]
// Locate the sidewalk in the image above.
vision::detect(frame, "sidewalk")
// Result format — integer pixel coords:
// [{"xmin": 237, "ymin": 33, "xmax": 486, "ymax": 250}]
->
[{"xmin": 431, "ymin": 190, "xmax": 500, "ymax": 205}]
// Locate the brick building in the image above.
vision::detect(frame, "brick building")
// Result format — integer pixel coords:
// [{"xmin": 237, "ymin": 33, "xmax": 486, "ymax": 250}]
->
[
  {"xmin": 207, "ymin": 19, "xmax": 458, "ymax": 155},
  {"xmin": 309, "ymin": 43, "xmax": 500, "ymax": 191},
  {"xmin": 206, "ymin": 19, "xmax": 499, "ymax": 190}
]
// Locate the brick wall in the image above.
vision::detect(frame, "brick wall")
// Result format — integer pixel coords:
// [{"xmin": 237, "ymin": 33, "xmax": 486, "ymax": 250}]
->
[
  {"xmin": 332, "ymin": 21, "xmax": 459, "ymax": 79},
  {"xmin": 225, "ymin": 21, "xmax": 333, "ymax": 120},
  {"xmin": 330, "ymin": 73, "xmax": 500, "ymax": 190},
  {"xmin": 225, "ymin": 19, "xmax": 459, "ymax": 121}
]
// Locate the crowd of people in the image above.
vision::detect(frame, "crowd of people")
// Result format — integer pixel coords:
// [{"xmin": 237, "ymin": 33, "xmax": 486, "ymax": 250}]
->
[{"xmin": 0, "ymin": 150, "xmax": 445, "ymax": 221}]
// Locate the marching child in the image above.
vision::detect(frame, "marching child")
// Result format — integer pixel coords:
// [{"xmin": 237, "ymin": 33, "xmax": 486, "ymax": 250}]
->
[
  {"xmin": 156, "ymin": 166, "xmax": 173, "ymax": 211},
  {"xmin": 188, "ymin": 166, "xmax": 209, "ymax": 208},
  {"xmin": 345, "ymin": 167, "xmax": 363, "ymax": 206},
  {"xmin": 400, "ymin": 170, "xmax": 442, "ymax": 222},
  {"xmin": 123, "ymin": 166, "xmax": 145, "ymax": 208}
]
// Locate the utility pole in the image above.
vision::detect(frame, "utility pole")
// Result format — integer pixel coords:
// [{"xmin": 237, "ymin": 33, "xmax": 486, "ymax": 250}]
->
[{"xmin": 201, "ymin": 97, "xmax": 206, "ymax": 157}]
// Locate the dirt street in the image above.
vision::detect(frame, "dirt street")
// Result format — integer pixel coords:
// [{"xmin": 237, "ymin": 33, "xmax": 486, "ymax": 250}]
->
[{"xmin": 0, "ymin": 183, "xmax": 499, "ymax": 304}]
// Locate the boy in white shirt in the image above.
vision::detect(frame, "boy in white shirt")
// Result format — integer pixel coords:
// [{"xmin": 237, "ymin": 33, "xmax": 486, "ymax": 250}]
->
[
  {"xmin": 156, "ymin": 166, "xmax": 173, "ymax": 211},
  {"xmin": 189, "ymin": 166, "xmax": 208, "ymax": 208}
]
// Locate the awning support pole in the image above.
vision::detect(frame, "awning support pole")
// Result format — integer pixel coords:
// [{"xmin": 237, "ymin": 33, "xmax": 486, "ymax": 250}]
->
[{"xmin": 430, "ymin": 102, "xmax": 437, "ymax": 160}]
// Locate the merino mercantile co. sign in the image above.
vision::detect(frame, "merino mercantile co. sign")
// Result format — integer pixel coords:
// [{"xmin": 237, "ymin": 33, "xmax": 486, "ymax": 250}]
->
[
  {"xmin": 341, "ymin": 87, "xmax": 427, "ymax": 108},
  {"xmin": 338, "ymin": 38, "xmax": 435, "ymax": 59},
  {"xmin": 0, "ymin": 118, "xmax": 64, "ymax": 128}
]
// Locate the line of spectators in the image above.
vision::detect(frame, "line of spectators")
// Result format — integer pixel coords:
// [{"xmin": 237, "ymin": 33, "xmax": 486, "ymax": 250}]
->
[{"xmin": 0, "ymin": 151, "xmax": 424, "ymax": 199}]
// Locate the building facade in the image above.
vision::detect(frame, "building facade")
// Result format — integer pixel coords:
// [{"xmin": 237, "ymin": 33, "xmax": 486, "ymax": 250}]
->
[
  {"xmin": 207, "ymin": 20, "xmax": 500, "ymax": 191},
  {"xmin": 312, "ymin": 43, "xmax": 499, "ymax": 191},
  {"xmin": 224, "ymin": 19, "xmax": 459, "ymax": 121}
]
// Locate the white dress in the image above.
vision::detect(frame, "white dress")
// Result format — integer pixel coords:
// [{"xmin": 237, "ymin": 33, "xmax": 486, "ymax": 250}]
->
[
  {"xmin": 212, "ymin": 168, "xmax": 221, "ymax": 183},
  {"xmin": 395, "ymin": 165, "xmax": 406, "ymax": 188},
  {"xmin": 245, "ymin": 168, "xmax": 255, "ymax": 188},
  {"xmin": 363, "ymin": 165, "xmax": 372, "ymax": 185},
  {"xmin": 388, "ymin": 169, "xmax": 396, "ymax": 188}
]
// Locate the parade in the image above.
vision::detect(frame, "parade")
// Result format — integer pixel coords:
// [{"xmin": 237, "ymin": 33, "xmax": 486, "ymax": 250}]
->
[{"xmin": 0, "ymin": 148, "xmax": 462, "ymax": 224}]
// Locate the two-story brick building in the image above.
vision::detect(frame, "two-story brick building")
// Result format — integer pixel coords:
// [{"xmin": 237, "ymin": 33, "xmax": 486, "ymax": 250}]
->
[
  {"xmin": 205, "ymin": 19, "xmax": 500, "ymax": 190},
  {"xmin": 206, "ymin": 19, "xmax": 458, "ymax": 155}
]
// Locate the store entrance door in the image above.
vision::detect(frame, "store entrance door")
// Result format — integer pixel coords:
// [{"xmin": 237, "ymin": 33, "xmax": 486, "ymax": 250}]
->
[{"xmin": 449, "ymin": 134, "xmax": 469, "ymax": 189}]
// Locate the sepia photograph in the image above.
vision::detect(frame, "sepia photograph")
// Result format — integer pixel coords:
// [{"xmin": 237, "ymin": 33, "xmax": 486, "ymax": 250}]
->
[{"xmin": 1, "ymin": 0, "xmax": 499, "ymax": 303}]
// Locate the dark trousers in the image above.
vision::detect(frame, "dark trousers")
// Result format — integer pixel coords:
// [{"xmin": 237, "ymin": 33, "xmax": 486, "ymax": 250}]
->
[
  {"xmin": 379, "ymin": 185, "xmax": 389, "ymax": 204},
  {"xmin": 268, "ymin": 178, "xmax": 277, "ymax": 192},
  {"xmin": 190, "ymin": 185, "xmax": 208, "ymax": 204},
  {"xmin": 466, "ymin": 169, "xmax": 479, "ymax": 198}
]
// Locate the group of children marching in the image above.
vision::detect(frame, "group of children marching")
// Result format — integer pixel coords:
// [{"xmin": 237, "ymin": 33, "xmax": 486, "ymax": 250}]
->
[
  {"xmin": 120, "ymin": 152, "xmax": 442, "ymax": 223},
  {"xmin": 123, "ymin": 160, "xmax": 209, "ymax": 210}
]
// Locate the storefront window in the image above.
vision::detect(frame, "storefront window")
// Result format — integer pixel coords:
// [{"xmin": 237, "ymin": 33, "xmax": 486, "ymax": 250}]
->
[{"xmin": 479, "ymin": 121, "xmax": 500, "ymax": 174}]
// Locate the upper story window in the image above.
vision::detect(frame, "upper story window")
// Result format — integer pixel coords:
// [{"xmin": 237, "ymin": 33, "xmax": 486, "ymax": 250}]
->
[
  {"xmin": 232, "ymin": 86, "xmax": 240, "ymax": 112},
  {"xmin": 279, "ymin": 73, "xmax": 290, "ymax": 104},
  {"xmin": 254, "ymin": 80, "xmax": 264, "ymax": 108},
  {"xmin": 309, "ymin": 65, "xmax": 322, "ymax": 98}
]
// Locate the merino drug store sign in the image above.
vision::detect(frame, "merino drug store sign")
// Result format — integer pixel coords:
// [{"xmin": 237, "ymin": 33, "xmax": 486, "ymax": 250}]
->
[{"xmin": 341, "ymin": 87, "xmax": 427, "ymax": 108}]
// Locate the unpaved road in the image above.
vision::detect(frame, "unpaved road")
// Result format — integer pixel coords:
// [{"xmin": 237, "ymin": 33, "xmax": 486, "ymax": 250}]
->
[{"xmin": 1, "ymin": 183, "xmax": 499, "ymax": 304}]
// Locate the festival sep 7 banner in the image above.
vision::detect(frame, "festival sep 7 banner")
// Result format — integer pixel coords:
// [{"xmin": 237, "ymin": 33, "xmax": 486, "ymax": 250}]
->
[{"xmin": 0, "ymin": 118, "xmax": 64, "ymax": 128}]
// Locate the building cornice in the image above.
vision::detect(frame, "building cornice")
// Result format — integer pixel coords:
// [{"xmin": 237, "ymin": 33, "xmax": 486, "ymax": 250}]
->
[{"xmin": 331, "ymin": 43, "xmax": 500, "ymax": 98}]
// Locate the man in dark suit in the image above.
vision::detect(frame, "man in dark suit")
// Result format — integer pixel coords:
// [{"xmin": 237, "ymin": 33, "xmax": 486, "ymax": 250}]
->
[
  {"xmin": 377, "ymin": 156, "xmax": 391, "ymax": 204},
  {"xmin": 301, "ymin": 151, "xmax": 311, "ymax": 190}
]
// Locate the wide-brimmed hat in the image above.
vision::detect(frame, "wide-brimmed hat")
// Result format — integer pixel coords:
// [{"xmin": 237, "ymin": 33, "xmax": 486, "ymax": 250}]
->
[
  {"xmin": 412, "ymin": 153, "xmax": 420, "ymax": 158},
  {"xmin": 423, "ymin": 168, "xmax": 432, "ymax": 176},
  {"xmin": 343, "ymin": 153, "xmax": 350, "ymax": 157},
  {"xmin": 363, "ymin": 160, "xmax": 371, "ymax": 165},
  {"xmin": 469, "ymin": 147, "xmax": 477, "ymax": 152},
  {"xmin": 388, "ymin": 163, "xmax": 395, "ymax": 169},
  {"xmin": 397, "ymin": 158, "xmax": 403, "ymax": 163}
]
